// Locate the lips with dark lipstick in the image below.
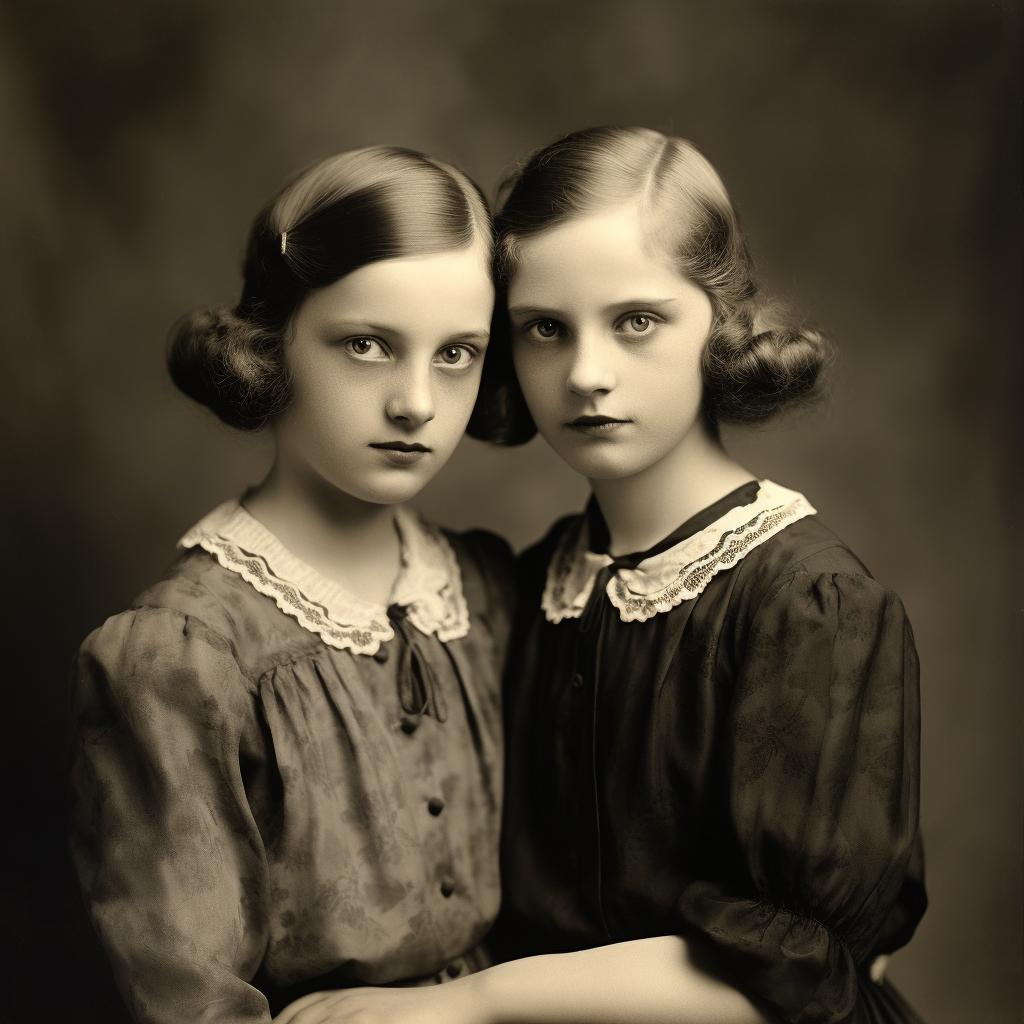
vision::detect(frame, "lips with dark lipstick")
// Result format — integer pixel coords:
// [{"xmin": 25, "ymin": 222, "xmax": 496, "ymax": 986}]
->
[
  {"xmin": 565, "ymin": 415, "xmax": 632, "ymax": 433},
  {"xmin": 369, "ymin": 441, "xmax": 433, "ymax": 452}
]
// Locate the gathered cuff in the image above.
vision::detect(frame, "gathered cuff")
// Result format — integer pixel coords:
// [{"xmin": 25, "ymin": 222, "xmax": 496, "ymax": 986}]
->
[{"xmin": 678, "ymin": 881, "xmax": 859, "ymax": 1024}]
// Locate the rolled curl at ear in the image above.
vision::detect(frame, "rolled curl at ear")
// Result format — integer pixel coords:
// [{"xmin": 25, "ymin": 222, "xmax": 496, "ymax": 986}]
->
[
  {"xmin": 167, "ymin": 306, "xmax": 291, "ymax": 431},
  {"xmin": 701, "ymin": 298, "xmax": 832, "ymax": 425}
]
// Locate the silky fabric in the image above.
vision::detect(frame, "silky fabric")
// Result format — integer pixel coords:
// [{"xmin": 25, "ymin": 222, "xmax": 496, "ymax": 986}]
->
[
  {"xmin": 71, "ymin": 529, "xmax": 513, "ymax": 1024},
  {"xmin": 497, "ymin": 485, "xmax": 926, "ymax": 1024}
]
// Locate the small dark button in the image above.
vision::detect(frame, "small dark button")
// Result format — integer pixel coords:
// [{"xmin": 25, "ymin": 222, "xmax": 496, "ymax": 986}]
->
[
  {"xmin": 571, "ymin": 673, "xmax": 584, "ymax": 690},
  {"xmin": 373, "ymin": 646, "xmax": 389, "ymax": 663},
  {"xmin": 440, "ymin": 876, "xmax": 455, "ymax": 898},
  {"xmin": 400, "ymin": 715, "xmax": 419, "ymax": 734},
  {"xmin": 446, "ymin": 962, "xmax": 462, "ymax": 978},
  {"xmin": 428, "ymin": 797, "xmax": 445, "ymax": 816}
]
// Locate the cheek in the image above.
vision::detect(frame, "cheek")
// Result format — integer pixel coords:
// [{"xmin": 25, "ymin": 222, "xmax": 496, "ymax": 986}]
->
[
  {"xmin": 512, "ymin": 343, "xmax": 561, "ymax": 414},
  {"xmin": 434, "ymin": 370, "xmax": 484, "ymax": 432},
  {"xmin": 621, "ymin": 333, "xmax": 706, "ymax": 441},
  {"xmin": 284, "ymin": 352, "xmax": 375, "ymax": 442},
  {"xmin": 640, "ymin": 342, "xmax": 704, "ymax": 403}
]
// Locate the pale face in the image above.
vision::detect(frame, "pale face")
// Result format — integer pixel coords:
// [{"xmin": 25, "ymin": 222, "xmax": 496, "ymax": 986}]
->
[
  {"xmin": 274, "ymin": 243, "xmax": 494, "ymax": 505},
  {"xmin": 508, "ymin": 205, "xmax": 714, "ymax": 481}
]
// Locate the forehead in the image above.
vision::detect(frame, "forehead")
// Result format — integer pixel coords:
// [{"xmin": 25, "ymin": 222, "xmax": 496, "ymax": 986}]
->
[
  {"xmin": 507, "ymin": 204, "xmax": 684, "ymax": 303},
  {"xmin": 299, "ymin": 241, "xmax": 494, "ymax": 325}
]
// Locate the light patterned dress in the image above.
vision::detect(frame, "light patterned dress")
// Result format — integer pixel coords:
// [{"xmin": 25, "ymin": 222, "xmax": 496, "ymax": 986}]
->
[{"xmin": 71, "ymin": 501, "xmax": 513, "ymax": 1023}]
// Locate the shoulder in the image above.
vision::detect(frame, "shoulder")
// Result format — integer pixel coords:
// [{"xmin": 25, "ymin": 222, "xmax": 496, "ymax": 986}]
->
[
  {"xmin": 712, "ymin": 512, "xmax": 916, "ymax": 653},
  {"xmin": 730, "ymin": 516, "xmax": 912, "ymax": 640},
  {"xmin": 131, "ymin": 546, "xmax": 254, "ymax": 626},
  {"xmin": 729, "ymin": 513, "xmax": 881, "ymax": 605},
  {"xmin": 139, "ymin": 546, "xmax": 305, "ymax": 650},
  {"xmin": 81, "ymin": 547, "xmax": 314, "ymax": 688},
  {"xmin": 75, "ymin": 595, "xmax": 256, "ymax": 734},
  {"xmin": 740, "ymin": 513, "xmax": 871, "ymax": 582}
]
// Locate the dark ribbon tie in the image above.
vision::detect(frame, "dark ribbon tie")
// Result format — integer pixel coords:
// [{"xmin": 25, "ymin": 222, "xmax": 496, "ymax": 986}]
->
[{"xmin": 387, "ymin": 604, "xmax": 449, "ymax": 724}]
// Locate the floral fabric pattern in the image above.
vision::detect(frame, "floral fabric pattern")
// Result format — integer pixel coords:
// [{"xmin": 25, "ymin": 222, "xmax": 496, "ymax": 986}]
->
[{"xmin": 71, "ymin": 509, "xmax": 513, "ymax": 1024}]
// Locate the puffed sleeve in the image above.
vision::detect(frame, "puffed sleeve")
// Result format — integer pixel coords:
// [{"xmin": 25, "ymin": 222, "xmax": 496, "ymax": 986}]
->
[
  {"xmin": 677, "ymin": 571, "xmax": 922, "ymax": 1024},
  {"xmin": 70, "ymin": 606, "xmax": 273, "ymax": 1024}
]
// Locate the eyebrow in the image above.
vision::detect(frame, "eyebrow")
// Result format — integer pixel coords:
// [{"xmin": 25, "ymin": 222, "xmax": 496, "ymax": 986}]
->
[
  {"xmin": 446, "ymin": 330, "xmax": 491, "ymax": 343},
  {"xmin": 507, "ymin": 298, "xmax": 679, "ymax": 319},
  {"xmin": 324, "ymin": 320, "xmax": 490, "ymax": 343}
]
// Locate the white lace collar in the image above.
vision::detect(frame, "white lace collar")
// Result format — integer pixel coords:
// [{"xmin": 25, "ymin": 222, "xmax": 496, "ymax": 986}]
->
[
  {"xmin": 178, "ymin": 500, "xmax": 469, "ymax": 655},
  {"xmin": 541, "ymin": 479, "xmax": 815, "ymax": 625}
]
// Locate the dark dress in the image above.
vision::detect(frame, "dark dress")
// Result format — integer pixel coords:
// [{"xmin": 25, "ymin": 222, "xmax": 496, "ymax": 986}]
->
[
  {"xmin": 498, "ymin": 480, "xmax": 926, "ymax": 1024},
  {"xmin": 70, "ymin": 501, "xmax": 514, "ymax": 1024}
]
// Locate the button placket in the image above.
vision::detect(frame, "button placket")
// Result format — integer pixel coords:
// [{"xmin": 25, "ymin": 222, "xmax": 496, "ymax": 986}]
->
[
  {"xmin": 412, "ymin": 734, "xmax": 457, "ymax": 905},
  {"xmin": 571, "ymin": 565, "xmax": 613, "ymax": 939}
]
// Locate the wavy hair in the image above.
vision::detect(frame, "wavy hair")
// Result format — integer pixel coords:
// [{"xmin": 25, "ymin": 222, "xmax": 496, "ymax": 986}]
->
[{"xmin": 489, "ymin": 126, "xmax": 831, "ymax": 442}]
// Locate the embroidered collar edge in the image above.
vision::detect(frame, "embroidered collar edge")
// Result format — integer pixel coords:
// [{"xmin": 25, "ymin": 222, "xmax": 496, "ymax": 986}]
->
[
  {"xmin": 177, "ymin": 501, "xmax": 470, "ymax": 654},
  {"xmin": 540, "ymin": 480, "xmax": 816, "ymax": 625}
]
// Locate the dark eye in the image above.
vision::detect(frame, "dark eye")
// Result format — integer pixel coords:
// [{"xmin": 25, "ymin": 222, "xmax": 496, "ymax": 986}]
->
[
  {"xmin": 346, "ymin": 337, "xmax": 387, "ymax": 360},
  {"xmin": 434, "ymin": 345, "xmax": 474, "ymax": 368},
  {"xmin": 623, "ymin": 315, "xmax": 654, "ymax": 334},
  {"xmin": 529, "ymin": 320, "xmax": 560, "ymax": 340}
]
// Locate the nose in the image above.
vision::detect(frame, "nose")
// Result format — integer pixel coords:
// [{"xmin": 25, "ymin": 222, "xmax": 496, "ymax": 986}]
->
[
  {"xmin": 565, "ymin": 333, "xmax": 616, "ymax": 396},
  {"xmin": 386, "ymin": 363, "xmax": 435, "ymax": 429}
]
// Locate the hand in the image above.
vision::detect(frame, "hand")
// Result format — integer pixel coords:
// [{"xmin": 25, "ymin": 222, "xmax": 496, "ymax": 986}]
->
[{"xmin": 272, "ymin": 979, "xmax": 487, "ymax": 1024}]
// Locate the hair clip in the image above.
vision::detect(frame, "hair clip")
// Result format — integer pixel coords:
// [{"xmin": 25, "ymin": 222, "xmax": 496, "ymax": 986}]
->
[{"xmin": 280, "ymin": 231, "xmax": 288, "ymax": 255}]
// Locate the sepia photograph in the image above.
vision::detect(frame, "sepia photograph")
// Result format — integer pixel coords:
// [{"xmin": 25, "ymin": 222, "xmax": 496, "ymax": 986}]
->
[{"xmin": 1, "ymin": 1, "xmax": 1021, "ymax": 1022}]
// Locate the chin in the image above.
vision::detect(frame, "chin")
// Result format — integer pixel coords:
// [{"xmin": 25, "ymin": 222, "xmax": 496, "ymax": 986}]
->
[
  {"xmin": 335, "ymin": 471, "xmax": 431, "ymax": 507},
  {"xmin": 554, "ymin": 445, "xmax": 648, "ymax": 482}
]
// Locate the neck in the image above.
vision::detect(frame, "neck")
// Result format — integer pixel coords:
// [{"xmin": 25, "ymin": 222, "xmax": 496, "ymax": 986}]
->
[
  {"xmin": 242, "ymin": 456, "xmax": 401, "ymax": 605},
  {"xmin": 590, "ymin": 424, "xmax": 755, "ymax": 557}
]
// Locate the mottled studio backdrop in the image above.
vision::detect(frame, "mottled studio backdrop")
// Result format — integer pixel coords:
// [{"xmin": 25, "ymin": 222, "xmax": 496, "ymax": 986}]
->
[{"xmin": 0, "ymin": 1, "xmax": 1020, "ymax": 1021}]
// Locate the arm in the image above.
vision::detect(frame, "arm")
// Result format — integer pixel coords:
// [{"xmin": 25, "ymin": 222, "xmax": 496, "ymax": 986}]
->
[
  {"xmin": 71, "ymin": 606, "xmax": 273, "ymax": 1024},
  {"xmin": 676, "ymin": 570, "xmax": 922, "ymax": 1022},
  {"xmin": 275, "ymin": 571, "xmax": 920, "ymax": 1024},
  {"xmin": 470, "ymin": 935, "xmax": 774, "ymax": 1023},
  {"xmin": 274, "ymin": 935, "xmax": 775, "ymax": 1023}
]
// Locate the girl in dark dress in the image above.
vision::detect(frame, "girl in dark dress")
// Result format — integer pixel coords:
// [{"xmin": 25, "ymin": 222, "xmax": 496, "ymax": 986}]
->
[
  {"xmin": 70, "ymin": 147, "xmax": 520, "ymax": 1023},
  {"xmin": 396, "ymin": 127, "xmax": 924, "ymax": 1024}
]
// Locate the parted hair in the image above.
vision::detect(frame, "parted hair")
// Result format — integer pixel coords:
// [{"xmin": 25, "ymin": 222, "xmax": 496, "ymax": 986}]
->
[
  {"xmin": 168, "ymin": 146, "xmax": 502, "ymax": 433},
  {"xmin": 489, "ymin": 125, "xmax": 831, "ymax": 442}
]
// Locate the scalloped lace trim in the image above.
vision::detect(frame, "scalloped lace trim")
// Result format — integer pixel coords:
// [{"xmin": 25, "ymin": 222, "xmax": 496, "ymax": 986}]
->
[
  {"xmin": 541, "ymin": 479, "xmax": 816, "ymax": 624},
  {"xmin": 178, "ymin": 501, "xmax": 469, "ymax": 655}
]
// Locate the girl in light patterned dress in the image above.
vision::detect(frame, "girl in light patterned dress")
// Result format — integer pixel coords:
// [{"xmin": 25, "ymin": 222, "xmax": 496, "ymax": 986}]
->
[{"xmin": 70, "ymin": 146, "xmax": 520, "ymax": 1024}]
